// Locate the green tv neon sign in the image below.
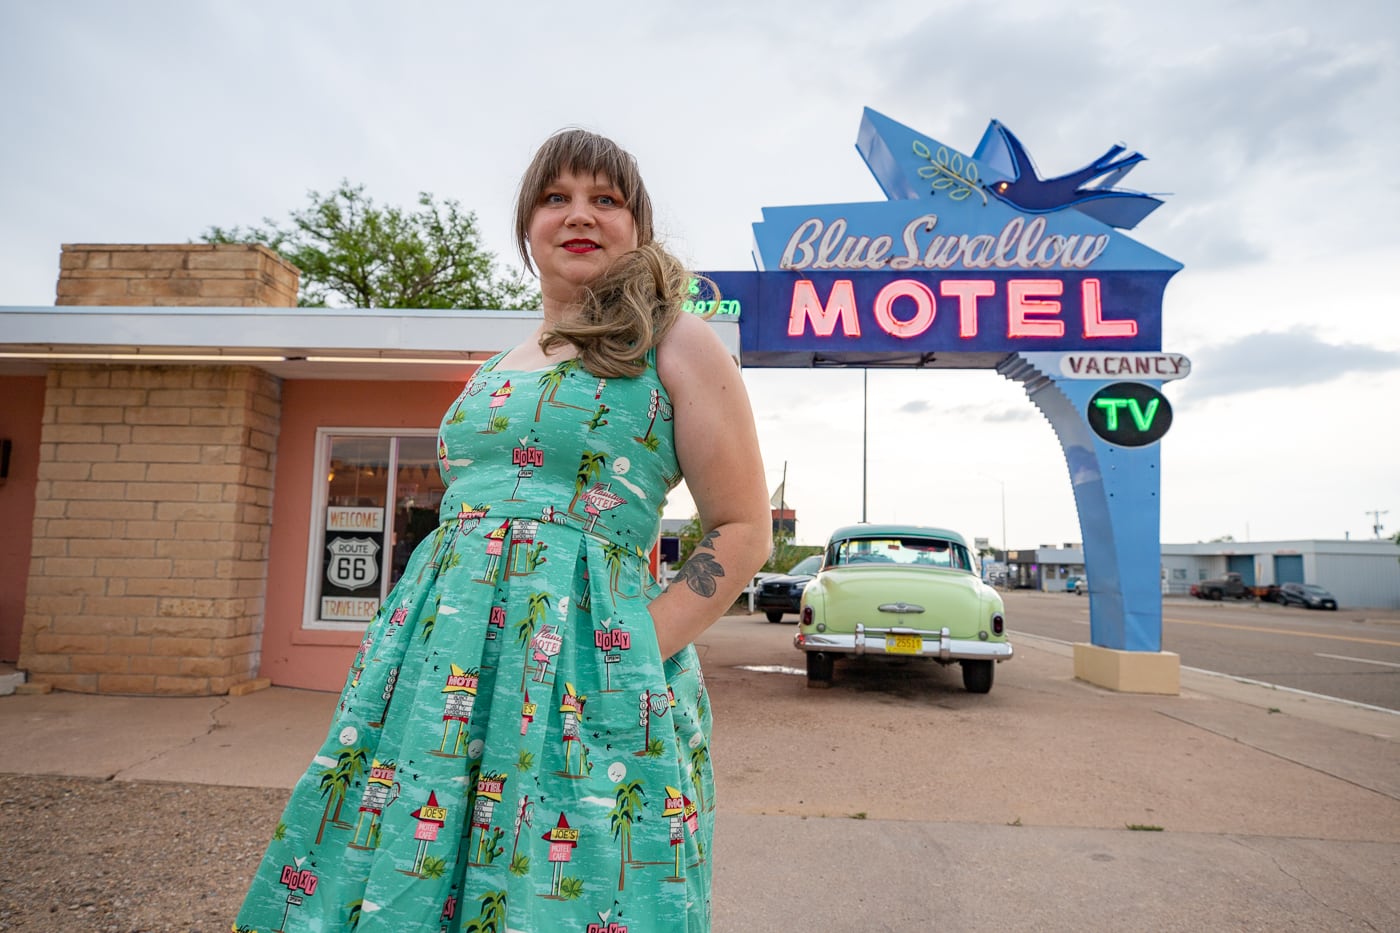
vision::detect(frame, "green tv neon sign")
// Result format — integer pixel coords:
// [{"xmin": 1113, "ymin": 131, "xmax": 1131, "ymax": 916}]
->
[{"xmin": 1086, "ymin": 382, "xmax": 1172, "ymax": 447}]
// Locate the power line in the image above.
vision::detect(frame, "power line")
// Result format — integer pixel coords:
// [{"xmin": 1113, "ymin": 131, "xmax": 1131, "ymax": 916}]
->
[{"xmin": 1366, "ymin": 509, "xmax": 1389, "ymax": 539}]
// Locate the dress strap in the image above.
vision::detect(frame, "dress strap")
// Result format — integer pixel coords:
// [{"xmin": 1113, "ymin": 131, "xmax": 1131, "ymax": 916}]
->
[{"xmin": 475, "ymin": 349, "xmax": 509, "ymax": 374}]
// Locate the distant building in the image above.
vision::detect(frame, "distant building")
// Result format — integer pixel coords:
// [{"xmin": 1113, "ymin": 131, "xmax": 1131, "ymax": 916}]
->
[
  {"xmin": 1005, "ymin": 539, "xmax": 1400, "ymax": 609},
  {"xmin": 1160, "ymin": 539, "xmax": 1400, "ymax": 608}
]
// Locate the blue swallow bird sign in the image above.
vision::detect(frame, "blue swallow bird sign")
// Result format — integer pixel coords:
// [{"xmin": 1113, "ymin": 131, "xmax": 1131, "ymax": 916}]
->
[{"xmin": 701, "ymin": 109, "xmax": 1188, "ymax": 669}]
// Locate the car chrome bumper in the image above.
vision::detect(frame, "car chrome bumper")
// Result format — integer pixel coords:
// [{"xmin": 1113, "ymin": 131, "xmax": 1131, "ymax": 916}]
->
[{"xmin": 794, "ymin": 624, "xmax": 1013, "ymax": 661}]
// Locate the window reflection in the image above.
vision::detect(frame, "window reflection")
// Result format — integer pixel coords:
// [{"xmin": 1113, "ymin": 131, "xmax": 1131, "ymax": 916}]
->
[{"xmin": 315, "ymin": 433, "xmax": 445, "ymax": 627}]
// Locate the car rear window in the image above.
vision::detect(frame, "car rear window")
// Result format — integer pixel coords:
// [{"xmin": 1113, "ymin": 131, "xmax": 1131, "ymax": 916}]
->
[{"xmin": 831, "ymin": 537, "xmax": 972, "ymax": 572}]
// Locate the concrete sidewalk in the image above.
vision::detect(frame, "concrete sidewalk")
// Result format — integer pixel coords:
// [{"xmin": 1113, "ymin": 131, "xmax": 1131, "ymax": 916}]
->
[{"xmin": 2, "ymin": 619, "xmax": 1398, "ymax": 931}]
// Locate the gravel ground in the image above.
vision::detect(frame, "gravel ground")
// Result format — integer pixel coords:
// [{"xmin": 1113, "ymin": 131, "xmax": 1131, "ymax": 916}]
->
[{"xmin": 0, "ymin": 774, "xmax": 287, "ymax": 933}]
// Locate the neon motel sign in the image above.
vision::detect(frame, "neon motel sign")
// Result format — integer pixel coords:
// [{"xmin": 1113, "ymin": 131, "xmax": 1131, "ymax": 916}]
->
[{"xmin": 710, "ymin": 107, "xmax": 1181, "ymax": 363}]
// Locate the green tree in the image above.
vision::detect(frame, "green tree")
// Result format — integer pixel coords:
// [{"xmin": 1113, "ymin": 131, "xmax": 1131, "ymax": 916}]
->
[
  {"xmin": 675, "ymin": 514, "xmax": 705, "ymax": 566},
  {"xmin": 203, "ymin": 180, "xmax": 539, "ymax": 310},
  {"xmin": 762, "ymin": 541, "xmax": 820, "ymax": 575}
]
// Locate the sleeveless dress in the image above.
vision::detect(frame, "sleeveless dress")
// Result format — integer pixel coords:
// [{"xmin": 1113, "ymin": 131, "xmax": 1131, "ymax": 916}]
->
[{"xmin": 236, "ymin": 348, "xmax": 714, "ymax": 932}]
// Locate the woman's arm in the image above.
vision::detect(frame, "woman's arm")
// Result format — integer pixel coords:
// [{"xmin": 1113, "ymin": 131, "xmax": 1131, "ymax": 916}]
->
[{"xmin": 649, "ymin": 312, "xmax": 773, "ymax": 659}]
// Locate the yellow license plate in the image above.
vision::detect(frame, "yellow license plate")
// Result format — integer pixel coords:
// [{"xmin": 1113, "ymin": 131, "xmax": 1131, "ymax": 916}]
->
[{"xmin": 885, "ymin": 634, "xmax": 923, "ymax": 655}]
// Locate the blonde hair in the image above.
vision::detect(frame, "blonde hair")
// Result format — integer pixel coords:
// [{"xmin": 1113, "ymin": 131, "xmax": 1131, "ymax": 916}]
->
[{"xmin": 514, "ymin": 129, "xmax": 693, "ymax": 378}]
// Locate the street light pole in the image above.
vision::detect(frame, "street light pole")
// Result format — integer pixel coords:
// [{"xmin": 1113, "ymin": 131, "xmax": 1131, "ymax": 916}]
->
[
  {"xmin": 999, "ymin": 478, "xmax": 1007, "ymax": 557},
  {"xmin": 861, "ymin": 369, "xmax": 868, "ymax": 523}
]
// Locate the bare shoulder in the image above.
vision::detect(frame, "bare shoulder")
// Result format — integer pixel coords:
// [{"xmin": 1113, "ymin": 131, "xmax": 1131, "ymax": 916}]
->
[{"xmin": 656, "ymin": 312, "xmax": 738, "ymax": 392}]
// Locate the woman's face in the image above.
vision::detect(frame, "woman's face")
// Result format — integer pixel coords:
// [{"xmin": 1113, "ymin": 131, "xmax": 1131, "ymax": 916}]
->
[{"xmin": 528, "ymin": 169, "xmax": 638, "ymax": 305}]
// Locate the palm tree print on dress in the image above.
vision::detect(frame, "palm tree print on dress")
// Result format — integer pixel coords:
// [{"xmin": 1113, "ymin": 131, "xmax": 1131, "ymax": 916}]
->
[
  {"xmin": 464, "ymin": 889, "xmax": 508, "ymax": 932},
  {"xmin": 514, "ymin": 592, "xmax": 551, "ymax": 689},
  {"xmin": 567, "ymin": 450, "xmax": 607, "ymax": 517},
  {"xmin": 433, "ymin": 664, "xmax": 478, "ymax": 757},
  {"xmin": 608, "ymin": 777, "xmax": 646, "ymax": 891},
  {"xmin": 632, "ymin": 387, "xmax": 673, "ymax": 451},
  {"xmin": 534, "ymin": 359, "xmax": 585, "ymax": 421},
  {"xmin": 689, "ymin": 742, "xmax": 711, "ymax": 814},
  {"xmin": 414, "ymin": 524, "xmax": 450, "ymax": 585},
  {"xmin": 348, "ymin": 759, "xmax": 400, "ymax": 850},
  {"xmin": 317, "ymin": 743, "xmax": 368, "ymax": 843},
  {"xmin": 601, "ymin": 541, "xmax": 634, "ymax": 601},
  {"xmin": 419, "ymin": 596, "xmax": 442, "ymax": 644}
]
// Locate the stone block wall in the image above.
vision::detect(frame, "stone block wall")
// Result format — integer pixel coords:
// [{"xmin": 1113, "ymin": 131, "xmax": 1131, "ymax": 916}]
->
[
  {"xmin": 20, "ymin": 365, "xmax": 282, "ymax": 695},
  {"xmin": 56, "ymin": 243, "xmax": 299, "ymax": 307}
]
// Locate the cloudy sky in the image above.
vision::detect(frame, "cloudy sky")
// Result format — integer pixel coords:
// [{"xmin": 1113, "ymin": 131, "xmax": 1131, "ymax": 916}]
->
[{"xmin": 2, "ymin": 1, "xmax": 1397, "ymax": 550}]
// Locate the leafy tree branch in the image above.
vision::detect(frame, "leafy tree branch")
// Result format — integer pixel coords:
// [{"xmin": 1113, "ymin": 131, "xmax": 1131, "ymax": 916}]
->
[{"xmin": 203, "ymin": 180, "xmax": 539, "ymax": 310}]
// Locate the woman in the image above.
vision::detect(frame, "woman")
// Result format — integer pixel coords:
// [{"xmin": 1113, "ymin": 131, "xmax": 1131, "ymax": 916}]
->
[{"xmin": 235, "ymin": 129, "xmax": 771, "ymax": 932}]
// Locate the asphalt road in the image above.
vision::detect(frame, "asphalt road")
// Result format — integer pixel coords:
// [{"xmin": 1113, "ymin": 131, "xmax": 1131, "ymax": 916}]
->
[{"xmin": 1003, "ymin": 590, "xmax": 1400, "ymax": 712}]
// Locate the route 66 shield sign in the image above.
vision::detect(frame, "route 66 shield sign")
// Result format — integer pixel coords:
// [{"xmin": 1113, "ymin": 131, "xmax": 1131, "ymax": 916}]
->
[{"xmin": 326, "ymin": 536, "xmax": 381, "ymax": 591}]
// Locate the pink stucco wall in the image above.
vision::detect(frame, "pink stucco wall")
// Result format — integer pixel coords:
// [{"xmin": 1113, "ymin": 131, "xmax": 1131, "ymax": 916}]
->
[
  {"xmin": 0, "ymin": 376, "xmax": 45, "ymax": 662},
  {"xmin": 259, "ymin": 378, "xmax": 467, "ymax": 691}
]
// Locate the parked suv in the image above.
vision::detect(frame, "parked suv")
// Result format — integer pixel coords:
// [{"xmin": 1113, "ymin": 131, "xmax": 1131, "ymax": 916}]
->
[{"xmin": 754, "ymin": 554, "xmax": 822, "ymax": 623}]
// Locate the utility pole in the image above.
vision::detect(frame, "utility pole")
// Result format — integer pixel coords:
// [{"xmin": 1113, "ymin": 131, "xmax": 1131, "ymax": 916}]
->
[
  {"xmin": 861, "ymin": 369, "xmax": 868, "ymax": 524},
  {"xmin": 1366, "ymin": 509, "xmax": 1389, "ymax": 539}
]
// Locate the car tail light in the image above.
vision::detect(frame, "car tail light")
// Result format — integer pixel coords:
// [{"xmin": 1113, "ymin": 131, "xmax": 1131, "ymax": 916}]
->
[
  {"xmin": 801, "ymin": 606, "xmax": 813, "ymax": 625},
  {"xmin": 991, "ymin": 613, "xmax": 1004, "ymax": 635}
]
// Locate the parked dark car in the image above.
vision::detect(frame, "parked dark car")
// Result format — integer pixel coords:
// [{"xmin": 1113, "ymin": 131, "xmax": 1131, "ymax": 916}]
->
[
  {"xmin": 755, "ymin": 554, "xmax": 822, "ymax": 623},
  {"xmin": 1278, "ymin": 582, "xmax": 1338, "ymax": 610}
]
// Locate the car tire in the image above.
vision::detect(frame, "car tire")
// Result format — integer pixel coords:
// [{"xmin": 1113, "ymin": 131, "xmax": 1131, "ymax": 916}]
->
[
  {"xmin": 766, "ymin": 611, "xmax": 784, "ymax": 624},
  {"xmin": 962, "ymin": 659, "xmax": 994, "ymax": 694},
  {"xmin": 806, "ymin": 652, "xmax": 834, "ymax": 687}
]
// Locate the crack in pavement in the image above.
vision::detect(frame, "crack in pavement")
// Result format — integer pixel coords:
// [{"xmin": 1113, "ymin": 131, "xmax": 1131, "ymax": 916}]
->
[
  {"xmin": 1154, "ymin": 709, "xmax": 1400, "ymax": 803},
  {"xmin": 110, "ymin": 697, "xmax": 233, "ymax": 781},
  {"xmin": 1229, "ymin": 835, "xmax": 1383, "ymax": 932}
]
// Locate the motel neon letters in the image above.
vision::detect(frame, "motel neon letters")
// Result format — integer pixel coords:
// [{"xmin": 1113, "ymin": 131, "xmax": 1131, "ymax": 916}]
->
[{"xmin": 786, "ymin": 276, "xmax": 1138, "ymax": 341}]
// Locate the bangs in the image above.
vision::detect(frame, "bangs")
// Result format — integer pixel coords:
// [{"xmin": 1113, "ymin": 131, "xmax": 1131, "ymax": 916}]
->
[
  {"xmin": 515, "ymin": 129, "xmax": 654, "ymax": 270},
  {"xmin": 548, "ymin": 133, "xmax": 642, "ymax": 202}
]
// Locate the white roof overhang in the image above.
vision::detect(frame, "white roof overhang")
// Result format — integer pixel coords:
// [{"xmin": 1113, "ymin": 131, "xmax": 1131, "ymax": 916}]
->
[{"xmin": 0, "ymin": 306, "xmax": 741, "ymax": 381}]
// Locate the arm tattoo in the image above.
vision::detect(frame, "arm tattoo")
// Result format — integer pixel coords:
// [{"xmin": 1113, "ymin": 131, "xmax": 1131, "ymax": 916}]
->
[{"xmin": 672, "ymin": 530, "xmax": 726, "ymax": 598}]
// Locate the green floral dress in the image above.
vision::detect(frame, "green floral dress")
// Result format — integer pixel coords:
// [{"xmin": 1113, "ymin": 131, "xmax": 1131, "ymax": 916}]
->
[{"xmin": 236, "ymin": 349, "xmax": 714, "ymax": 932}]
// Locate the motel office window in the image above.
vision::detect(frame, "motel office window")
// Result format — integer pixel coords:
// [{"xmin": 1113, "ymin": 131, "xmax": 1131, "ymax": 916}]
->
[{"xmin": 305, "ymin": 430, "xmax": 445, "ymax": 630}]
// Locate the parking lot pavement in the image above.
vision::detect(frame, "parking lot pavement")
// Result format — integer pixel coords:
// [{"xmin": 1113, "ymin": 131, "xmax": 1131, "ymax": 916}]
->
[{"xmin": 2, "ymin": 607, "xmax": 1398, "ymax": 931}]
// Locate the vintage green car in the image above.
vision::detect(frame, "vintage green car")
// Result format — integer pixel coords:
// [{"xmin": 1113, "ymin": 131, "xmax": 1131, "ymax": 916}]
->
[{"xmin": 794, "ymin": 524, "xmax": 1012, "ymax": 692}]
